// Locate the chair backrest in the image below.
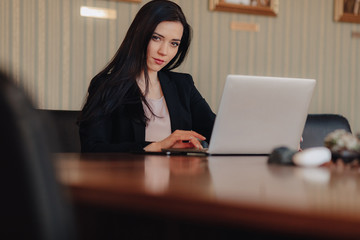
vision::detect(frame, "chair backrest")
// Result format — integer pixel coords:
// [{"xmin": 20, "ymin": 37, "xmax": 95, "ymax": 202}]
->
[
  {"xmin": 0, "ymin": 71, "xmax": 76, "ymax": 240},
  {"xmin": 301, "ymin": 114, "xmax": 352, "ymax": 149},
  {"xmin": 37, "ymin": 109, "xmax": 81, "ymax": 152}
]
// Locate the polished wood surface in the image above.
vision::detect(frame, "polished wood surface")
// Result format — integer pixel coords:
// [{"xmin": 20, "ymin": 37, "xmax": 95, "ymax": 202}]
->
[{"xmin": 55, "ymin": 153, "xmax": 360, "ymax": 239}]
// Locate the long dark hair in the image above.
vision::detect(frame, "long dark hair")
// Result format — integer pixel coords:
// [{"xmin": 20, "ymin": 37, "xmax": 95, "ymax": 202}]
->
[{"xmin": 78, "ymin": 0, "xmax": 192, "ymax": 124}]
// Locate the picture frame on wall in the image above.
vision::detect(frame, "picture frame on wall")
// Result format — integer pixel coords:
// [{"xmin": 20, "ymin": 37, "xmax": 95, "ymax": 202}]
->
[
  {"xmin": 334, "ymin": 0, "xmax": 360, "ymax": 23},
  {"xmin": 209, "ymin": 0, "xmax": 279, "ymax": 17}
]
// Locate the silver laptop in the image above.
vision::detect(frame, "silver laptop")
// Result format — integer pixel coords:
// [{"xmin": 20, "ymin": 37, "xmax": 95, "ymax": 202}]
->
[{"xmin": 163, "ymin": 75, "xmax": 316, "ymax": 155}]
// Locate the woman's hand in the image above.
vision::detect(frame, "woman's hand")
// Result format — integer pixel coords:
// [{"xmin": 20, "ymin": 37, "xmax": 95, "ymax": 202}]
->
[{"xmin": 144, "ymin": 130, "xmax": 206, "ymax": 152}]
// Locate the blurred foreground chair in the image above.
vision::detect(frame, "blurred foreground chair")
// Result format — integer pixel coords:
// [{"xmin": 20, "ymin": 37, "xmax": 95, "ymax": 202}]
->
[
  {"xmin": 0, "ymin": 70, "xmax": 76, "ymax": 240},
  {"xmin": 301, "ymin": 114, "xmax": 352, "ymax": 149},
  {"xmin": 37, "ymin": 109, "xmax": 81, "ymax": 152}
]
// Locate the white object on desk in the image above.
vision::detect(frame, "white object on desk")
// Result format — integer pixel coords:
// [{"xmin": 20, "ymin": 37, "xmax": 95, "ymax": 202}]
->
[{"xmin": 293, "ymin": 147, "xmax": 331, "ymax": 167}]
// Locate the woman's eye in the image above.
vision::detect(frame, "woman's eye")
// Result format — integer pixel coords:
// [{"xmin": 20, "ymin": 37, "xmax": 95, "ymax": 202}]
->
[
  {"xmin": 171, "ymin": 42, "xmax": 180, "ymax": 47},
  {"xmin": 152, "ymin": 35, "xmax": 160, "ymax": 41}
]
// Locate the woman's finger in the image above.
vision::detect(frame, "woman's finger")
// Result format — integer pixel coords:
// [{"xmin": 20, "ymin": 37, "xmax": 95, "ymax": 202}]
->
[
  {"xmin": 158, "ymin": 130, "xmax": 205, "ymax": 150},
  {"xmin": 189, "ymin": 137, "xmax": 203, "ymax": 149},
  {"xmin": 173, "ymin": 130, "xmax": 206, "ymax": 141},
  {"xmin": 188, "ymin": 131, "xmax": 206, "ymax": 141}
]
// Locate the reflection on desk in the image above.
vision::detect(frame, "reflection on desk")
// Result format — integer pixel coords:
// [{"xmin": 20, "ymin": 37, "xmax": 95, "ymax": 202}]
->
[{"xmin": 55, "ymin": 153, "xmax": 360, "ymax": 239}]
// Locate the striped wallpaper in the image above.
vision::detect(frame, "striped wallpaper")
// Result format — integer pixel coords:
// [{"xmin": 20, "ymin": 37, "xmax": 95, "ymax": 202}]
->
[{"xmin": 0, "ymin": 0, "xmax": 360, "ymax": 133}]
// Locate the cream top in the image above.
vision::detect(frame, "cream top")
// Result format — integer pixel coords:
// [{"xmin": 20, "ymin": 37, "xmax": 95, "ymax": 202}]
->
[{"xmin": 143, "ymin": 96, "xmax": 171, "ymax": 142}]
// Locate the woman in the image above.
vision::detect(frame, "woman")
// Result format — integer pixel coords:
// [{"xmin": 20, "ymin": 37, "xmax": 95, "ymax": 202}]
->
[{"xmin": 78, "ymin": 0, "xmax": 216, "ymax": 153}]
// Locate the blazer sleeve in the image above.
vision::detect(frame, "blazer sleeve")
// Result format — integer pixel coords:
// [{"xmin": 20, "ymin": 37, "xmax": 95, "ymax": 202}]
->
[{"xmin": 79, "ymin": 113, "xmax": 150, "ymax": 153}]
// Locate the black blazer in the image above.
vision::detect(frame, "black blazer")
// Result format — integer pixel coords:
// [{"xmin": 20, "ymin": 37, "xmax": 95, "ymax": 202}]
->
[{"xmin": 79, "ymin": 71, "xmax": 216, "ymax": 152}]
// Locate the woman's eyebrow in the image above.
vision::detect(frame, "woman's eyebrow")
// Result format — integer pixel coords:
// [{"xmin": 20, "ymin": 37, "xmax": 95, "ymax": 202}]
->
[
  {"xmin": 153, "ymin": 32, "xmax": 164, "ymax": 38},
  {"xmin": 153, "ymin": 32, "xmax": 181, "ymax": 42}
]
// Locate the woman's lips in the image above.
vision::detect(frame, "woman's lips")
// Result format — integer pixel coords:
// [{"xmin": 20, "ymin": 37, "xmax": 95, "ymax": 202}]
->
[{"xmin": 154, "ymin": 58, "xmax": 165, "ymax": 65}]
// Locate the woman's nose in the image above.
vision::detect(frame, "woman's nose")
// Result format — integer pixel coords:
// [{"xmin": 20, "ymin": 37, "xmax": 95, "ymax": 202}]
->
[{"xmin": 158, "ymin": 43, "xmax": 168, "ymax": 55}]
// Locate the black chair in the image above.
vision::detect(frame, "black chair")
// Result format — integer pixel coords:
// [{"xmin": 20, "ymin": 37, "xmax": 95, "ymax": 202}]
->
[
  {"xmin": 0, "ymin": 70, "xmax": 76, "ymax": 240},
  {"xmin": 37, "ymin": 109, "xmax": 81, "ymax": 152},
  {"xmin": 301, "ymin": 114, "xmax": 352, "ymax": 149}
]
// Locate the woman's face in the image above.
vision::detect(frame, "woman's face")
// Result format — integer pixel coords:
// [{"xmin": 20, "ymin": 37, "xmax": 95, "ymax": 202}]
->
[{"xmin": 146, "ymin": 21, "xmax": 184, "ymax": 74}]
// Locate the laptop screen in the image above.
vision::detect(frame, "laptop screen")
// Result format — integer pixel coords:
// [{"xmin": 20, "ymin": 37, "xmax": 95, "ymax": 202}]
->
[{"xmin": 208, "ymin": 75, "xmax": 316, "ymax": 155}]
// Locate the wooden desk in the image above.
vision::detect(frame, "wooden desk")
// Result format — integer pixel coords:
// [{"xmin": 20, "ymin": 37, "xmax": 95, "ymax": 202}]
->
[{"xmin": 55, "ymin": 153, "xmax": 360, "ymax": 239}]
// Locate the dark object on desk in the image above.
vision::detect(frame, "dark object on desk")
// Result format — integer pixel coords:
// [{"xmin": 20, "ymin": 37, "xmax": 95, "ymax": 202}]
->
[
  {"xmin": 0, "ymin": 70, "xmax": 76, "ymax": 240},
  {"xmin": 301, "ymin": 114, "xmax": 352, "ymax": 149},
  {"xmin": 268, "ymin": 146, "xmax": 296, "ymax": 165},
  {"xmin": 37, "ymin": 109, "xmax": 81, "ymax": 152},
  {"xmin": 331, "ymin": 150, "xmax": 359, "ymax": 163}
]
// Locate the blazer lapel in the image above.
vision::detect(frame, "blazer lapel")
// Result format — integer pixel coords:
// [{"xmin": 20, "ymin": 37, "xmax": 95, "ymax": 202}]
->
[{"xmin": 158, "ymin": 71, "xmax": 181, "ymax": 132}]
